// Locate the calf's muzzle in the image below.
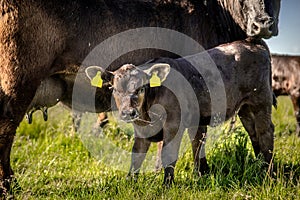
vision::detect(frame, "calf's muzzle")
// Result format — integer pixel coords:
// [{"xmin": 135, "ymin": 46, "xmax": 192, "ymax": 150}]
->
[{"xmin": 120, "ymin": 108, "xmax": 139, "ymax": 122}]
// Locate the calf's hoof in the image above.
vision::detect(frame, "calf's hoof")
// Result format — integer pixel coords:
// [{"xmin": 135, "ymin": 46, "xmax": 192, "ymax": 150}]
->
[
  {"xmin": 163, "ymin": 175, "xmax": 174, "ymax": 187},
  {"xmin": 126, "ymin": 173, "xmax": 139, "ymax": 182},
  {"xmin": 195, "ymin": 158, "xmax": 210, "ymax": 176},
  {"xmin": 163, "ymin": 166, "xmax": 174, "ymax": 186}
]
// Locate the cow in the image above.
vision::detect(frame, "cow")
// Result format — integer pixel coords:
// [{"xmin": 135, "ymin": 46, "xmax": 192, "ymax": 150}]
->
[
  {"xmin": 85, "ymin": 38, "xmax": 275, "ymax": 184},
  {"xmin": 272, "ymin": 54, "xmax": 300, "ymax": 136},
  {"xmin": 0, "ymin": 0, "xmax": 280, "ymax": 194}
]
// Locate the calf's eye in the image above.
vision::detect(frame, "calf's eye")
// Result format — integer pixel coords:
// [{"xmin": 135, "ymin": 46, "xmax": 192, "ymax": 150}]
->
[
  {"xmin": 139, "ymin": 87, "xmax": 145, "ymax": 94},
  {"xmin": 113, "ymin": 89, "xmax": 120, "ymax": 96}
]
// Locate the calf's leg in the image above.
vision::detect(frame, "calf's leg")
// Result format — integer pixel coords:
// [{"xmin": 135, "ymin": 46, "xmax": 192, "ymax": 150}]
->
[
  {"xmin": 238, "ymin": 105, "xmax": 260, "ymax": 156},
  {"xmin": 239, "ymin": 104, "xmax": 274, "ymax": 163},
  {"xmin": 162, "ymin": 125, "xmax": 184, "ymax": 185},
  {"xmin": 128, "ymin": 136, "xmax": 151, "ymax": 180},
  {"xmin": 253, "ymin": 109, "xmax": 274, "ymax": 163},
  {"xmin": 188, "ymin": 126, "xmax": 209, "ymax": 176}
]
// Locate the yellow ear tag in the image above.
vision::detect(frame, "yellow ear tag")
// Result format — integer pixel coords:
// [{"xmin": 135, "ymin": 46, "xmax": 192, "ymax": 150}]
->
[
  {"xmin": 150, "ymin": 72, "xmax": 161, "ymax": 87},
  {"xmin": 91, "ymin": 71, "xmax": 103, "ymax": 88}
]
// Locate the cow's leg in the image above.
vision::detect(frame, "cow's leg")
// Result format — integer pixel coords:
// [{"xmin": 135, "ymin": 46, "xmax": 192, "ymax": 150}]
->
[
  {"xmin": 0, "ymin": 6, "xmax": 37, "ymax": 195},
  {"xmin": 0, "ymin": 5, "xmax": 18, "ymax": 194},
  {"xmin": 161, "ymin": 124, "xmax": 184, "ymax": 185},
  {"xmin": 128, "ymin": 136, "xmax": 151, "ymax": 180},
  {"xmin": 72, "ymin": 112, "xmax": 82, "ymax": 132},
  {"xmin": 0, "ymin": 5, "xmax": 65, "ymax": 195},
  {"xmin": 228, "ymin": 115, "xmax": 237, "ymax": 133},
  {"xmin": 0, "ymin": 120, "xmax": 16, "ymax": 195},
  {"xmin": 0, "ymin": 82, "xmax": 43, "ymax": 196},
  {"xmin": 0, "ymin": 78, "xmax": 50, "ymax": 196},
  {"xmin": 291, "ymin": 96, "xmax": 300, "ymax": 136},
  {"xmin": 188, "ymin": 126, "xmax": 209, "ymax": 176},
  {"xmin": 72, "ymin": 112, "xmax": 108, "ymax": 133},
  {"xmin": 96, "ymin": 112, "xmax": 109, "ymax": 128}
]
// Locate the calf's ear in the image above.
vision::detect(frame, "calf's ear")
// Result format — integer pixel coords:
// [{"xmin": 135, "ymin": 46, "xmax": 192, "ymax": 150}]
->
[
  {"xmin": 85, "ymin": 66, "xmax": 105, "ymax": 80},
  {"xmin": 144, "ymin": 63, "xmax": 171, "ymax": 83},
  {"xmin": 85, "ymin": 66, "xmax": 112, "ymax": 88}
]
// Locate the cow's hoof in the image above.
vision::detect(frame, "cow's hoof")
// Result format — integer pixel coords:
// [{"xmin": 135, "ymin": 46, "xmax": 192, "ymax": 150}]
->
[{"xmin": 0, "ymin": 177, "xmax": 21, "ymax": 198}]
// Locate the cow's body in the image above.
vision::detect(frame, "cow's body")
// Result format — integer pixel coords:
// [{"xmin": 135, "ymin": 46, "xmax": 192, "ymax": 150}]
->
[
  {"xmin": 0, "ymin": 0, "xmax": 280, "ymax": 194},
  {"xmin": 87, "ymin": 38, "xmax": 274, "ymax": 184},
  {"xmin": 272, "ymin": 54, "xmax": 300, "ymax": 135}
]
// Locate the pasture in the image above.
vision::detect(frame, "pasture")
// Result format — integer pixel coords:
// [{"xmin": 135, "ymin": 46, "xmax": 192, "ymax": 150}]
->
[{"xmin": 11, "ymin": 96, "xmax": 300, "ymax": 199}]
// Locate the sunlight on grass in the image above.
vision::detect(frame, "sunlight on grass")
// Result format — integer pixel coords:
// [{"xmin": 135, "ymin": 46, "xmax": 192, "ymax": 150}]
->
[
  {"xmin": 272, "ymin": 96, "xmax": 297, "ymax": 136},
  {"xmin": 10, "ymin": 97, "xmax": 300, "ymax": 199}
]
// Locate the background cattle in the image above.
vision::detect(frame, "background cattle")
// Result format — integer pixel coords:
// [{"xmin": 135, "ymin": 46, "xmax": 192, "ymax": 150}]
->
[
  {"xmin": 0, "ymin": 0, "xmax": 280, "ymax": 194},
  {"xmin": 272, "ymin": 54, "xmax": 300, "ymax": 136},
  {"xmin": 85, "ymin": 38, "xmax": 275, "ymax": 184}
]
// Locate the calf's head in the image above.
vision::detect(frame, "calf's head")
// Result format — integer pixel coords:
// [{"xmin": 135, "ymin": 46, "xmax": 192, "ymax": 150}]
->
[{"xmin": 85, "ymin": 63, "xmax": 170, "ymax": 122}]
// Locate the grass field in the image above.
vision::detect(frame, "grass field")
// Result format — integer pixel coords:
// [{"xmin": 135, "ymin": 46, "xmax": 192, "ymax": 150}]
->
[{"xmin": 10, "ymin": 96, "xmax": 300, "ymax": 199}]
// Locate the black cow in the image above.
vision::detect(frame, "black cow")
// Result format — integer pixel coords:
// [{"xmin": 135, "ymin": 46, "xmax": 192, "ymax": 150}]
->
[{"xmin": 86, "ymin": 38, "xmax": 275, "ymax": 184}]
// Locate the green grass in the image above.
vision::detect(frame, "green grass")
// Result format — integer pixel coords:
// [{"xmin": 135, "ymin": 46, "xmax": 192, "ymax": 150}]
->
[{"xmin": 10, "ymin": 96, "xmax": 300, "ymax": 199}]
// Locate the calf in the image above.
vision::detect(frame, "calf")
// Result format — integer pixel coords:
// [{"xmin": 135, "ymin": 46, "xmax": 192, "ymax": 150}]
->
[
  {"xmin": 271, "ymin": 54, "xmax": 300, "ymax": 136},
  {"xmin": 86, "ymin": 38, "xmax": 275, "ymax": 184}
]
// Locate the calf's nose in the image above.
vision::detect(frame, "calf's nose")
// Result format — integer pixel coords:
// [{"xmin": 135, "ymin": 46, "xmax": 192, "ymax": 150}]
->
[{"xmin": 120, "ymin": 109, "xmax": 138, "ymax": 121}]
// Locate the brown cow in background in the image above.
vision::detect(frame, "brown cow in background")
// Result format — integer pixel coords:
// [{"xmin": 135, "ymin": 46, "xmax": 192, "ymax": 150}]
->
[{"xmin": 272, "ymin": 54, "xmax": 300, "ymax": 136}]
